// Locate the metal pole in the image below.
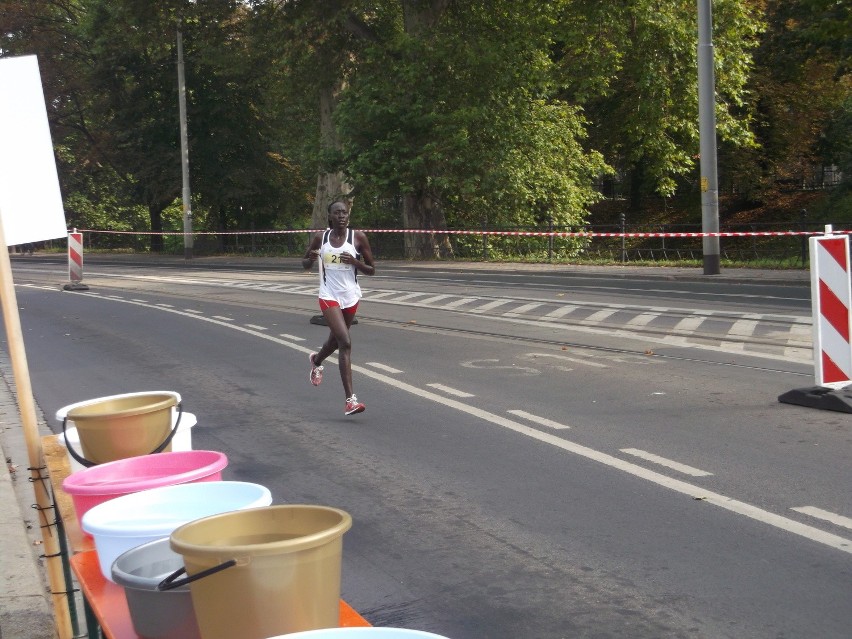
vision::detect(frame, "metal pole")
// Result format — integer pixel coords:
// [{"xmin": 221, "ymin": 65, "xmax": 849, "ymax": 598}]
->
[
  {"xmin": 698, "ymin": 0, "xmax": 720, "ymax": 274},
  {"xmin": 177, "ymin": 28, "xmax": 193, "ymax": 259}
]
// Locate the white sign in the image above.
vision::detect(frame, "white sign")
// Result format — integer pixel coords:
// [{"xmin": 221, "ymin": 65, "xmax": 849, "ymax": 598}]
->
[{"xmin": 0, "ymin": 55, "xmax": 67, "ymax": 245}]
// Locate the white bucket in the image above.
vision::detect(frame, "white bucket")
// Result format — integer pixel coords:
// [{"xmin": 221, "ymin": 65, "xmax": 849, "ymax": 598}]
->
[
  {"xmin": 82, "ymin": 481, "xmax": 272, "ymax": 582},
  {"xmin": 60, "ymin": 412, "xmax": 197, "ymax": 474},
  {"xmin": 266, "ymin": 629, "xmax": 451, "ymax": 638}
]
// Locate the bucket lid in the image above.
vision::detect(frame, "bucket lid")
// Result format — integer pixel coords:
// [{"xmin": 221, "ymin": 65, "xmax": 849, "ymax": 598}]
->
[
  {"xmin": 67, "ymin": 392, "xmax": 178, "ymax": 420},
  {"xmin": 170, "ymin": 504, "xmax": 352, "ymax": 558},
  {"xmin": 57, "ymin": 391, "xmax": 181, "ymax": 420},
  {"xmin": 83, "ymin": 481, "xmax": 272, "ymax": 538},
  {"xmin": 62, "ymin": 450, "xmax": 228, "ymax": 496}
]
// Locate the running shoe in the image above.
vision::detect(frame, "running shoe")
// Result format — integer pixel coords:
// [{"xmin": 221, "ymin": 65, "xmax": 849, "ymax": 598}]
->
[
  {"xmin": 309, "ymin": 352, "xmax": 324, "ymax": 386},
  {"xmin": 344, "ymin": 395, "xmax": 365, "ymax": 415}
]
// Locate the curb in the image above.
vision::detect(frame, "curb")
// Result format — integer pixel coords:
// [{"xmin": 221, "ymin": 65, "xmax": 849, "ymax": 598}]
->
[{"xmin": 0, "ymin": 354, "xmax": 56, "ymax": 639}]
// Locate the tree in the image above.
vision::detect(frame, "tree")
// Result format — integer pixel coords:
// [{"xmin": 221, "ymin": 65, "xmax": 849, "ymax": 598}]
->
[
  {"xmin": 335, "ymin": 0, "xmax": 608, "ymax": 257},
  {"xmin": 555, "ymin": 0, "xmax": 762, "ymax": 212},
  {"xmin": 741, "ymin": 0, "xmax": 851, "ymax": 195}
]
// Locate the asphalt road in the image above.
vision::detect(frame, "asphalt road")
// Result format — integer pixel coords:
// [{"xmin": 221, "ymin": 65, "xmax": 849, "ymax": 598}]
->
[{"xmin": 5, "ymin": 257, "xmax": 850, "ymax": 639}]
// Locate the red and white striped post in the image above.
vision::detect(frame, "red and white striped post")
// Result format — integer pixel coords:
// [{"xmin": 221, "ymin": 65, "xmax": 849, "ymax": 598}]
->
[
  {"xmin": 63, "ymin": 228, "xmax": 89, "ymax": 291},
  {"xmin": 778, "ymin": 226, "xmax": 852, "ymax": 413},
  {"xmin": 68, "ymin": 229, "xmax": 83, "ymax": 281},
  {"xmin": 779, "ymin": 225, "xmax": 852, "ymax": 411},
  {"xmin": 809, "ymin": 227, "xmax": 852, "ymax": 388}
]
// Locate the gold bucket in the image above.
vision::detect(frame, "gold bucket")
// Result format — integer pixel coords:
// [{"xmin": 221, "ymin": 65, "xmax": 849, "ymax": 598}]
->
[
  {"xmin": 164, "ymin": 505, "xmax": 352, "ymax": 639},
  {"xmin": 65, "ymin": 392, "xmax": 180, "ymax": 466}
]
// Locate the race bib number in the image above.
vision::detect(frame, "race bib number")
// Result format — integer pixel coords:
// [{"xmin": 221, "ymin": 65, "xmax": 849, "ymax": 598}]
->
[{"xmin": 323, "ymin": 251, "xmax": 351, "ymax": 270}]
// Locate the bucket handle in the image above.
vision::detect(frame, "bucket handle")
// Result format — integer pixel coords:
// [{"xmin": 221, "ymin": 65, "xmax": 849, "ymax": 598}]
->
[
  {"xmin": 157, "ymin": 559, "xmax": 237, "ymax": 591},
  {"xmin": 62, "ymin": 401, "xmax": 184, "ymax": 468}
]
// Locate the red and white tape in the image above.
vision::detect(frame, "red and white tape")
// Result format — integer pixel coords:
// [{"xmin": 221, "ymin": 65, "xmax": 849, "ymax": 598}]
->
[{"xmin": 76, "ymin": 228, "xmax": 844, "ymax": 238}]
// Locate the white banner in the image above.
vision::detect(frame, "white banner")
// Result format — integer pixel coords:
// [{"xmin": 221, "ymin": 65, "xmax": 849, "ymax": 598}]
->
[{"xmin": 0, "ymin": 55, "xmax": 67, "ymax": 246}]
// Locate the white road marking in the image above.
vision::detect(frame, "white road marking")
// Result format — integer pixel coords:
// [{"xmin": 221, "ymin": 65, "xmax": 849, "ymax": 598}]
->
[
  {"xmin": 365, "ymin": 362, "xmax": 404, "ymax": 374},
  {"xmin": 156, "ymin": 303, "xmax": 174, "ymax": 308},
  {"xmin": 620, "ymin": 448, "xmax": 713, "ymax": 477},
  {"xmin": 791, "ymin": 507, "xmax": 852, "ymax": 530},
  {"xmin": 626, "ymin": 313, "xmax": 659, "ymax": 328},
  {"xmin": 672, "ymin": 316, "xmax": 706, "ymax": 333},
  {"xmin": 471, "ymin": 299, "xmax": 512, "ymax": 313},
  {"xmin": 212, "ymin": 316, "xmax": 233, "ymax": 321},
  {"xmin": 245, "ymin": 324, "xmax": 267, "ymax": 331},
  {"xmin": 584, "ymin": 309, "xmax": 618, "ymax": 322},
  {"xmin": 417, "ymin": 294, "xmax": 453, "ymax": 306},
  {"xmin": 131, "ymin": 299, "xmax": 148, "ymax": 303},
  {"xmin": 521, "ymin": 352, "xmax": 607, "ymax": 369},
  {"xmin": 503, "ymin": 302, "xmax": 544, "ymax": 315},
  {"xmin": 278, "ymin": 333, "xmax": 305, "ymax": 342},
  {"xmin": 508, "ymin": 410, "xmax": 570, "ymax": 429},
  {"xmin": 728, "ymin": 318, "xmax": 759, "ymax": 337},
  {"xmin": 41, "ymin": 288, "xmax": 846, "ymax": 554},
  {"xmin": 443, "ymin": 297, "xmax": 479, "ymax": 309},
  {"xmin": 544, "ymin": 305, "xmax": 578, "ymax": 318},
  {"xmin": 183, "ymin": 309, "xmax": 203, "ymax": 314},
  {"xmin": 427, "ymin": 383, "xmax": 475, "ymax": 397},
  {"xmin": 394, "ymin": 292, "xmax": 428, "ymax": 302}
]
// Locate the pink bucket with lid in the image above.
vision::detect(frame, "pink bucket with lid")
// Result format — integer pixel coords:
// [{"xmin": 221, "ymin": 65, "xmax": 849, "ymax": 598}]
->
[{"xmin": 62, "ymin": 450, "xmax": 228, "ymax": 532}]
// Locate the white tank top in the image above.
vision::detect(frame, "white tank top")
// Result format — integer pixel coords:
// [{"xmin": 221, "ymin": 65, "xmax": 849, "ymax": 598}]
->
[{"xmin": 318, "ymin": 228, "xmax": 362, "ymax": 308}]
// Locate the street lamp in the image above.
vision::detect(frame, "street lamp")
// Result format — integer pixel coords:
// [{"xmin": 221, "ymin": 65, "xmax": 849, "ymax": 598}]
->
[
  {"xmin": 697, "ymin": 0, "xmax": 720, "ymax": 275},
  {"xmin": 177, "ymin": 27, "xmax": 193, "ymax": 259}
]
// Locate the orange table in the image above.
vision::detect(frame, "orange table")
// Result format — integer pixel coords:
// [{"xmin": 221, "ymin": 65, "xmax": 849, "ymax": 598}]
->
[{"xmin": 71, "ymin": 550, "xmax": 371, "ymax": 638}]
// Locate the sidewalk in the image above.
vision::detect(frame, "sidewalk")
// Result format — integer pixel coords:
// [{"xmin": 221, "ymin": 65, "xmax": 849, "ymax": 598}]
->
[{"xmin": 0, "ymin": 353, "xmax": 55, "ymax": 638}]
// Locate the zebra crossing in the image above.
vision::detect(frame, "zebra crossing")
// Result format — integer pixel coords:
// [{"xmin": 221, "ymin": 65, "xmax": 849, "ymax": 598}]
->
[{"xmin": 209, "ymin": 277, "xmax": 812, "ymax": 361}]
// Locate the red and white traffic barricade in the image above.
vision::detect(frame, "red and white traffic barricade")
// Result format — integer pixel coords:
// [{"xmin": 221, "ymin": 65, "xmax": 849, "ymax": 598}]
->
[
  {"xmin": 779, "ymin": 226, "xmax": 852, "ymax": 411},
  {"xmin": 63, "ymin": 229, "xmax": 89, "ymax": 290}
]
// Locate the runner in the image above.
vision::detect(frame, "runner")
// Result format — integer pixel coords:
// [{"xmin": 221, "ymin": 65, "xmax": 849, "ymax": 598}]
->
[{"xmin": 302, "ymin": 200, "xmax": 376, "ymax": 415}]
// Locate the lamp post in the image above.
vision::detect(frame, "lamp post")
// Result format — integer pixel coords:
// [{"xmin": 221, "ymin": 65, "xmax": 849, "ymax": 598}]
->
[
  {"xmin": 698, "ymin": 0, "xmax": 720, "ymax": 275},
  {"xmin": 177, "ymin": 27, "xmax": 193, "ymax": 259}
]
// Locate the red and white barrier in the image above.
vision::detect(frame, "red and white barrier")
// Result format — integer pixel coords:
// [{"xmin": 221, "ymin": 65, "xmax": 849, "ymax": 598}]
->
[
  {"xmin": 68, "ymin": 229, "xmax": 83, "ymax": 282},
  {"xmin": 809, "ymin": 229, "xmax": 852, "ymax": 388}
]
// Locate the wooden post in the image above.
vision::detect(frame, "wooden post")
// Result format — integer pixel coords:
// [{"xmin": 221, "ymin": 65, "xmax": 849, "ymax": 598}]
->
[{"xmin": 0, "ymin": 215, "xmax": 72, "ymax": 639}]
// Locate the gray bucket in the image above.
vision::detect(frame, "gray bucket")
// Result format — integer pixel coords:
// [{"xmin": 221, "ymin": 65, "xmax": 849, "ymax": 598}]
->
[{"xmin": 111, "ymin": 537, "xmax": 201, "ymax": 639}]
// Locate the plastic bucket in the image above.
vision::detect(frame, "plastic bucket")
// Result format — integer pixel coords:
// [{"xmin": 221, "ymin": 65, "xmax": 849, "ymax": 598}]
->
[
  {"xmin": 166, "ymin": 505, "xmax": 352, "ymax": 639},
  {"xmin": 59, "ymin": 412, "xmax": 197, "ymax": 474},
  {"xmin": 63, "ymin": 450, "xmax": 228, "ymax": 531},
  {"xmin": 65, "ymin": 391, "xmax": 180, "ymax": 465},
  {"xmin": 83, "ymin": 480, "xmax": 272, "ymax": 581},
  {"xmin": 111, "ymin": 537, "xmax": 201, "ymax": 639},
  {"xmin": 266, "ymin": 630, "xmax": 451, "ymax": 639}
]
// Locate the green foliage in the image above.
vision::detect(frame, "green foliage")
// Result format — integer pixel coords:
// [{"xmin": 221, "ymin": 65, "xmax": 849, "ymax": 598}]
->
[
  {"xmin": 556, "ymin": 0, "xmax": 762, "ymax": 203},
  {"xmin": 336, "ymin": 0, "xmax": 606, "ymax": 245}
]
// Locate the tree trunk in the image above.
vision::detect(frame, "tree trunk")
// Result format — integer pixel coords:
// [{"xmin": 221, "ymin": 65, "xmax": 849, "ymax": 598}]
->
[
  {"xmin": 148, "ymin": 204, "xmax": 165, "ymax": 253},
  {"xmin": 399, "ymin": 1, "xmax": 452, "ymax": 259},
  {"xmin": 628, "ymin": 159, "xmax": 646, "ymax": 214},
  {"xmin": 402, "ymin": 190, "xmax": 452, "ymax": 259},
  {"xmin": 312, "ymin": 82, "xmax": 351, "ymax": 229}
]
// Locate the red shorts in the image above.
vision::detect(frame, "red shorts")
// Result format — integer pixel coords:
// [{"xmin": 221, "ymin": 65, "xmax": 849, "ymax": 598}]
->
[{"xmin": 318, "ymin": 299, "xmax": 359, "ymax": 316}]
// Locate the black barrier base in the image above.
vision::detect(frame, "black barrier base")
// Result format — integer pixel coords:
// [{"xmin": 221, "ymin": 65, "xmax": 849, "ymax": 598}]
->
[
  {"xmin": 309, "ymin": 315, "xmax": 357, "ymax": 326},
  {"xmin": 778, "ymin": 385, "xmax": 852, "ymax": 413},
  {"xmin": 62, "ymin": 282, "xmax": 90, "ymax": 291}
]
